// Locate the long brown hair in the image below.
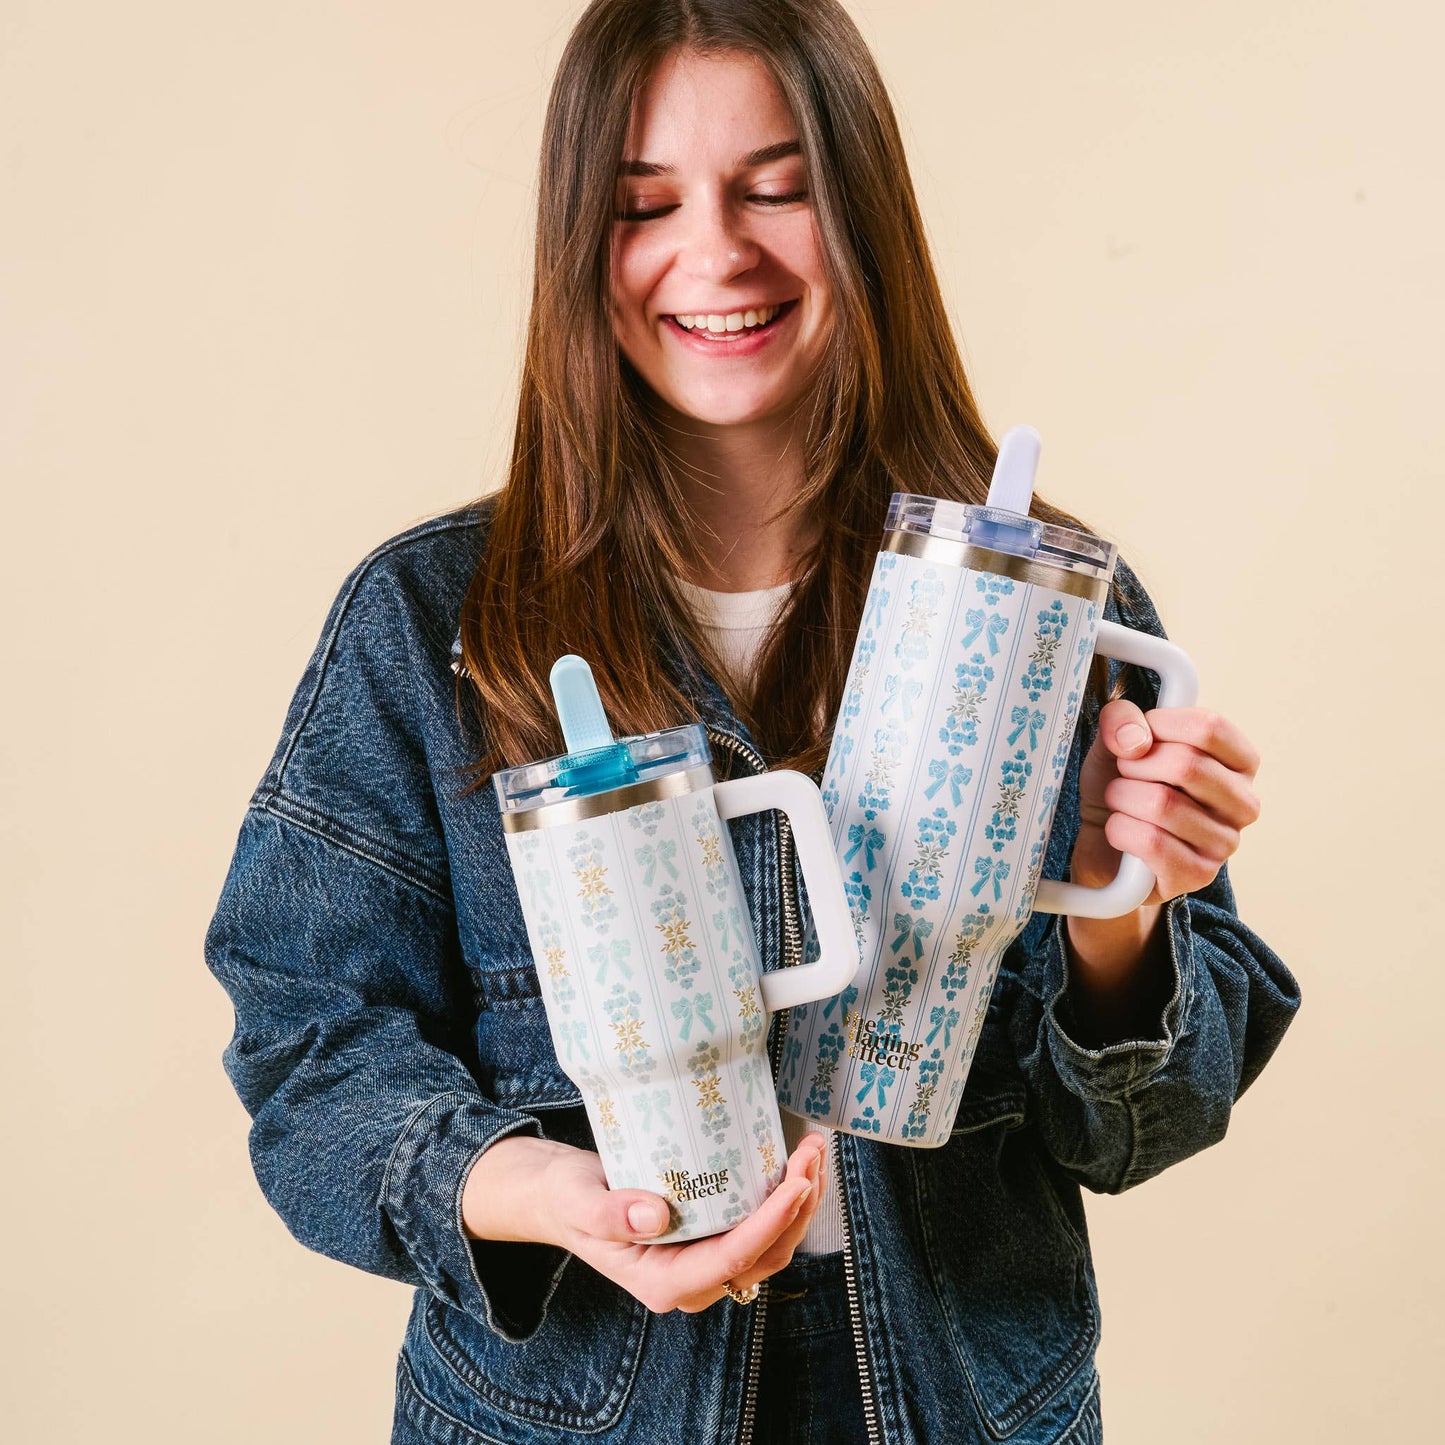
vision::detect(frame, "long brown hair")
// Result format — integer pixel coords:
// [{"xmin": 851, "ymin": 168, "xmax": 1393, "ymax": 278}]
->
[{"xmin": 455, "ymin": 0, "xmax": 1125, "ymax": 791}]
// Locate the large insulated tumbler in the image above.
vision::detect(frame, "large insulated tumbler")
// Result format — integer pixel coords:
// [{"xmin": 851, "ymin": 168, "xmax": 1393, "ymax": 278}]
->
[{"xmin": 774, "ymin": 427, "xmax": 1200, "ymax": 1146}]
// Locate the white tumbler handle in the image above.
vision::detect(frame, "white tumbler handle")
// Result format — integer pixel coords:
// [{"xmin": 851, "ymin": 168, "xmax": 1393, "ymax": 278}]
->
[
  {"xmin": 1031, "ymin": 619, "xmax": 1201, "ymax": 919},
  {"xmin": 712, "ymin": 771, "xmax": 862, "ymax": 1012}
]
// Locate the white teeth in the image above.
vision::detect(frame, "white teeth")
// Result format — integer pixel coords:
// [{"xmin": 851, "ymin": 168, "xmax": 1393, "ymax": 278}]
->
[{"xmin": 674, "ymin": 304, "xmax": 781, "ymax": 333}]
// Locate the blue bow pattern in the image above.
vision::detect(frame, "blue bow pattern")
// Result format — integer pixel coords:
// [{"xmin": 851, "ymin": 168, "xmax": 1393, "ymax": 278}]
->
[
  {"xmin": 881, "ymin": 674, "xmax": 924, "ymax": 720},
  {"xmin": 970, "ymin": 855, "xmax": 1012, "ymax": 901},
  {"xmin": 634, "ymin": 838, "xmax": 678, "ymax": 886},
  {"xmin": 712, "ymin": 903, "xmax": 745, "ymax": 956},
  {"xmin": 856, "ymin": 1062, "xmax": 897, "ymax": 1109},
  {"xmin": 738, "ymin": 1055, "xmax": 768, "ymax": 1107},
  {"xmin": 671, "ymin": 990, "xmax": 717, "ymax": 1041},
  {"xmin": 555, "ymin": 1017, "xmax": 590, "ymax": 1064},
  {"xmin": 890, "ymin": 910, "xmax": 935, "ymax": 960},
  {"xmin": 588, "ymin": 937, "xmax": 632, "ymax": 984},
  {"xmin": 961, "ymin": 607, "xmax": 1010, "ymax": 655},
  {"xmin": 926, "ymin": 1004, "xmax": 960, "ymax": 1048},
  {"xmin": 924, "ymin": 758, "xmax": 972, "ymax": 807},
  {"xmin": 1007, "ymin": 704, "xmax": 1049, "ymax": 752},
  {"xmin": 844, "ymin": 822, "xmax": 886, "ymax": 871},
  {"xmin": 1071, "ymin": 602, "xmax": 1098, "ymax": 678},
  {"xmin": 523, "ymin": 867, "xmax": 555, "ymax": 911},
  {"xmin": 633, "ymin": 1086, "xmax": 673, "ymax": 1132},
  {"xmin": 780, "ymin": 1032, "xmax": 804, "ymax": 1090}
]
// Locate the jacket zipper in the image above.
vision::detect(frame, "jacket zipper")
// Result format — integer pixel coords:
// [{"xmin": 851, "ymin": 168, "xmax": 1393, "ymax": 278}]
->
[
  {"xmin": 705, "ymin": 724, "xmax": 882, "ymax": 1445},
  {"xmin": 833, "ymin": 1125, "xmax": 882, "ymax": 1444}
]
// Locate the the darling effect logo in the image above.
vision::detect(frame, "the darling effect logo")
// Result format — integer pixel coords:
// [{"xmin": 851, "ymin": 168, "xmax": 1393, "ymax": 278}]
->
[
  {"xmin": 844, "ymin": 1009, "xmax": 924, "ymax": 1072},
  {"xmin": 659, "ymin": 1166, "xmax": 730, "ymax": 1202}
]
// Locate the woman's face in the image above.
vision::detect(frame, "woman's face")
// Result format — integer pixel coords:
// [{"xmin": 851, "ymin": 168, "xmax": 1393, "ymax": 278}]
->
[{"xmin": 609, "ymin": 49, "xmax": 834, "ymax": 430}]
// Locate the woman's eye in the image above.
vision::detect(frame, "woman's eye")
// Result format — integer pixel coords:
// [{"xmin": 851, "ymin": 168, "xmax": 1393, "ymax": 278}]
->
[{"xmin": 615, "ymin": 189, "xmax": 809, "ymax": 222}]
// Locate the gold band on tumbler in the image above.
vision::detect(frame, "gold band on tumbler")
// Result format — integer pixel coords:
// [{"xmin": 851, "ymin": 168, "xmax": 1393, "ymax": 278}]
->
[
  {"xmin": 499, "ymin": 764, "xmax": 716, "ymax": 834},
  {"xmin": 882, "ymin": 529, "xmax": 1110, "ymax": 604}
]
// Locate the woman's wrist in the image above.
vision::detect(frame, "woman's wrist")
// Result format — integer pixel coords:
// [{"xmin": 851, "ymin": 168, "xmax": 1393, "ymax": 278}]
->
[
  {"xmin": 461, "ymin": 1133, "xmax": 569, "ymax": 1247},
  {"xmin": 1062, "ymin": 903, "xmax": 1172, "ymax": 1048}
]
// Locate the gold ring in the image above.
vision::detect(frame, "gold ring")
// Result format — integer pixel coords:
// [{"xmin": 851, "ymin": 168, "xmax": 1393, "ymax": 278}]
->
[{"xmin": 723, "ymin": 1279, "xmax": 760, "ymax": 1305}]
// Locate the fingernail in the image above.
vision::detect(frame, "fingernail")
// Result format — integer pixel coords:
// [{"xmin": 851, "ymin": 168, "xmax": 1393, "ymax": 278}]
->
[
  {"xmin": 1118, "ymin": 724, "xmax": 1148, "ymax": 751},
  {"xmin": 628, "ymin": 1202, "xmax": 666, "ymax": 1235}
]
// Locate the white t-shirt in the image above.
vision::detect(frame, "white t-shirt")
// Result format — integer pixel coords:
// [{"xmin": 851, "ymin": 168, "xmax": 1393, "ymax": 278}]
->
[
  {"xmin": 669, "ymin": 572, "xmax": 846, "ymax": 1255},
  {"xmin": 669, "ymin": 572, "xmax": 795, "ymax": 701}
]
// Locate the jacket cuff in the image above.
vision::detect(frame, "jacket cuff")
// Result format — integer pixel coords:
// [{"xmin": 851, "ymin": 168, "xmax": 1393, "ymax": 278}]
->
[
  {"xmin": 381, "ymin": 1092, "xmax": 572, "ymax": 1343},
  {"xmin": 1042, "ymin": 894, "xmax": 1195, "ymax": 1100}
]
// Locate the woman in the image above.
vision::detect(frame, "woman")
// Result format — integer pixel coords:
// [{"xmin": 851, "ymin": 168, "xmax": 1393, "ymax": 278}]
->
[{"xmin": 205, "ymin": 2, "xmax": 1300, "ymax": 1441}]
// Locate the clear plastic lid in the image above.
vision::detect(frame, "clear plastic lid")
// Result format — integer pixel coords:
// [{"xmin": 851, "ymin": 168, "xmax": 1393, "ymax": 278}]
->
[
  {"xmin": 492, "ymin": 722, "xmax": 712, "ymax": 817},
  {"xmin": 884, "ymin": 494, "xmax": 1117, "ymax": 585}
]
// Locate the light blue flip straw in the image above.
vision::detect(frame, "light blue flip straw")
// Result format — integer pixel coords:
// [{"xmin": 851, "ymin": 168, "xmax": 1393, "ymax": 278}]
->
[
  {"xmin": 970, "ymin": 423, "xmax": 1045, "ymax": 557},
  {"xmin": 547, "ymin": 655, "xmax": 640, "ymax": 793}
]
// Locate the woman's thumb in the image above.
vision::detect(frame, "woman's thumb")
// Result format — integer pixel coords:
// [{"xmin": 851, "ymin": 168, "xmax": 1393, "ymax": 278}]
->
[
  {"xmin": 572, "ymin": 1186, "xmax": 673, "ymax": 1242},
  {"xmin": 623, "ymin": 1196, "xmax": 672, "ymax": 1239},
  {"xmin": 1102, "ymin": 699, "xmax": 1152, "ymax": 758}
]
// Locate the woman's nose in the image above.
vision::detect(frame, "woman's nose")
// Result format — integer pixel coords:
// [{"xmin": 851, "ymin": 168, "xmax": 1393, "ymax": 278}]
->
[{"xmin": 678, "ymin": 200, "xmax": 761, "ymax": 284}]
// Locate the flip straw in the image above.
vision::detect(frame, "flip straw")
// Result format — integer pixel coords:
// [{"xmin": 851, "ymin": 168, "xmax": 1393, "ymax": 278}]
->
[{"xmin": 547, "ymin": 655, "xmax": 641, "ymax": 793}]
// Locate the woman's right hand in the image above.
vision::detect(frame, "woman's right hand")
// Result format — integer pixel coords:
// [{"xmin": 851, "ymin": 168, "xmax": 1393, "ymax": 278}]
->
[{"xmin": 462, "ymin": 1130, "xmax": 828, "ymax": 1313}]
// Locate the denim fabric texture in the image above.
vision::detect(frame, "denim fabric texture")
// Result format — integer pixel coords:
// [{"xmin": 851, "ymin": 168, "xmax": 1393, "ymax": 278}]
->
[
  {"xmin": 204, "ymin": 497, "xmax": 1301, "ymax": 1444},
  {"xmin": 753, "ymin": 1252, "xmax": 871, "ymax": 1445}
]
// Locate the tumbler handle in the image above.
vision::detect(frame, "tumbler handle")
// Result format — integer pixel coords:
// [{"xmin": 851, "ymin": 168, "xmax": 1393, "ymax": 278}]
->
[
  {"xmin": 712, "ymin": 771, "xmax": 862, "ymax": 1012},
  {"xmin": 1031, "ymin": 620, "xmax": 1200, "ymax": 919}
]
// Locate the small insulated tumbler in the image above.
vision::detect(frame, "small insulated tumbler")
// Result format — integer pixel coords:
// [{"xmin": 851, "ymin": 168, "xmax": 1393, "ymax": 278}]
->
[{"xmin": 493, "ymin": 657, "xmax": 860, "ymax": 1240}]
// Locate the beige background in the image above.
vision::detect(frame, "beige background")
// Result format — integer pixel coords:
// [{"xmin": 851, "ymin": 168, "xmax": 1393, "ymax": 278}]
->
[{"xmin": 4, "ymin": 1, "xmax": 1440, "ymax": 1439}]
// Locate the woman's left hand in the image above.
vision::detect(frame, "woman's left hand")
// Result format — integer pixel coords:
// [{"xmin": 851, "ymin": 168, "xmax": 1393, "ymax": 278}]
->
[{"xmin": 1071, "ymin": 699, "xmax": 1263, "ymax": 906}]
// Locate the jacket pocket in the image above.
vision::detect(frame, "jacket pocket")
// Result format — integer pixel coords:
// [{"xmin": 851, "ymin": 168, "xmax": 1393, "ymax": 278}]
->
[
  {"xmin": 913, "ymin": 1084, "xmax": 1099, "ymax": 1439},
  {"xmin": 407, "ymin": 1094, "xmax": 649, "ymax": 1437},
  {"xmin": 472, "ymin": 965, "xmax": 583, "ymax": 1110},
  {"xmin": 404, "ymin": 1260, "xmax": 653, "ymax": 1439},
  {"xmin": 417, "ymin": 1266, "xmax": 650, "ymax": 1434}
]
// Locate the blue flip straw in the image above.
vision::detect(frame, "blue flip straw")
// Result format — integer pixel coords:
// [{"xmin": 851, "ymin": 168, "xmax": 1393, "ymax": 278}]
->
[
  {"xmin": 969, "ymin": 424, "xmax": 1045, "ymax": 558},
  {"xmin": 547, "ymin": 655, "xmax": 641, "ymax": 795}
]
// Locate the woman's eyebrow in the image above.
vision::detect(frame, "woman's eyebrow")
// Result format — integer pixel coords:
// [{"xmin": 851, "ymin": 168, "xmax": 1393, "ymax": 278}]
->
[{"xmin": 617, "ymin": 139, "xmax": 800, "ymax": 178}]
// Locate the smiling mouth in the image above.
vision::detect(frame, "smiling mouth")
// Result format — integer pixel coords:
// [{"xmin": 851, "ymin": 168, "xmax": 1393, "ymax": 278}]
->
[{"xmin": 666, "ymin": 298, "xmax": 798, "ymax": 338}]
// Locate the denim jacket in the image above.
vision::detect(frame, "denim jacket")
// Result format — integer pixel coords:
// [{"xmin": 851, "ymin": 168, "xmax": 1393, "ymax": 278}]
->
[{"xmin": 204, "ymin": 498, "xmax": 1300, "ymax": 1445}]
